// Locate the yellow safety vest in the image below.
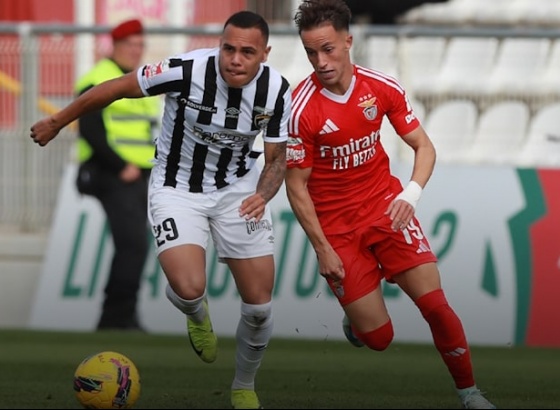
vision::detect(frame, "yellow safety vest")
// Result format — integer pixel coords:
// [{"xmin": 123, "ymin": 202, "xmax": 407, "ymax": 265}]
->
[{"xmin": 74, "ymin": 58, "xmax": 160, "ymax": 169}]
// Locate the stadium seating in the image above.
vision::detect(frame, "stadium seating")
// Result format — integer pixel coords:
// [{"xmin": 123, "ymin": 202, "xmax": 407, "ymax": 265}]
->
[
  {"xmin": 479, "ymin": 38, "xmax": 550, "ymax": 96},
  {"xmin": 516, "ymin": 103, "xmax": 560, "ymax": 167},
  {"xmin": 361, "ymin": 35, "xmax": 399, "ymax": 78},
  {"xmin": 464, "ymin": 101, "xmax": 530, "ymax": 165},
  {"xmin": 399, "ymin": 0, "xmax": 483, "ymax": 26},
  {"xmin": 515, "ymin": 0, "xmax": 560, "ymax": 27},
  {"xmin": 401, "ymin": 99, "xmax": 478, "ymax": 164},
  {"xmin": 526, "ymin": 39, "xmax": 560, "ymax": 97},
  {"xmin": 399, "ymin": 0, "xmax": 560, "ymax": 27},
  {"xmin": 397, "ymin": 36, "xmax": 447, "ymax": 93},
  {"xmin": 412, "ymin": 37, "xmax": 499, "ymax": 98},
  {"xmin": 266, "ymin": 10, "xmax": 560, "ymax": 170},
  {"xmin": 362, "ymin": 1, "xmax": 560, "ymax": 169}
]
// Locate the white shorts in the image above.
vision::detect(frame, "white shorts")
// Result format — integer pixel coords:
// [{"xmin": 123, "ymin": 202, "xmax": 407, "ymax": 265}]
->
[{"xmin": 148, "ymin": 167, "xmax": 275, "ymax": 261}]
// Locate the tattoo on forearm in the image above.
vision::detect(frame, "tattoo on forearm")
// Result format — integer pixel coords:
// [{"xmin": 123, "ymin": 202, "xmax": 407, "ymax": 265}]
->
[{"xmin": 257, "ymin": 142, "xmax": 286, "ymax": 202}]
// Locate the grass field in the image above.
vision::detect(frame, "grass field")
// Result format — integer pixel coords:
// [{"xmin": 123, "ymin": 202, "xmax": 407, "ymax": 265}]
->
[{"xmin": 0, "ymin": 329, "xmax": 558, "ymax": 409}]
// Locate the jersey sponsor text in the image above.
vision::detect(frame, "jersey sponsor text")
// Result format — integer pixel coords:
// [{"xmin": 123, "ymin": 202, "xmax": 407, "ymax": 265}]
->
[{"xmin": 319, "ymin": 130, "xmax": 380, "ymax": 169}]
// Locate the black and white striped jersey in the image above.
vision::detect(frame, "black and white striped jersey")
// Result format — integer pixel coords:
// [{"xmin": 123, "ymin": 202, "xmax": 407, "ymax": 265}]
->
[{"xmin": 136, "ymin": 47, "xmax": 291, "ymax": 193}]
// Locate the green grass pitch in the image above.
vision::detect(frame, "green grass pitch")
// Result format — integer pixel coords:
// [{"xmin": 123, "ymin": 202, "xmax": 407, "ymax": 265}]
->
[{"xmin": 0, "ymin": 329, "xmax": 558, "ymax": 408}]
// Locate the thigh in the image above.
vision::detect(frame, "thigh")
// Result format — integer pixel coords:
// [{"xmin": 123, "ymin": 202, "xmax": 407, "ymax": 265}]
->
[
  {"xmin": 327, "ymin": 230, "xmax": 382, "ymax": 307},
  {"xmin": 158, "ymin": 244, "xmax": 207, "ymax": 299},
  {"xmin": 392, "ymin": 262, "xmax": 442, "ymax": 302},
  {"xmin": 343, "ymin": 285, "xmax": 390, "ymax": 333},
  {"xmin": 148, "ymin": 187, "xmax": 212, "ymax": 298},
  {"xmin": 226, "ymin": 255, "xmax": 275, "ymax": 305}
]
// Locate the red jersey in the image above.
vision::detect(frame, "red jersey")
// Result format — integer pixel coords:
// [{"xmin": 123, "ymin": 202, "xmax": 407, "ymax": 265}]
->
[{"xmin": 287, "ymin": 65, "xmax": 421, "ymax": 235}]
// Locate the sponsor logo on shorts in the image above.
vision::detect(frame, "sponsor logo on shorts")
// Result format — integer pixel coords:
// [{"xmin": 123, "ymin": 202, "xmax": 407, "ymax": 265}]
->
[
  {"xmin": 246, "ymin": 218, "xmax": 272, "ymax": 235},
  {"xmin": 416, "ymin": 240, "xmax": 432, "ymax": 254}
]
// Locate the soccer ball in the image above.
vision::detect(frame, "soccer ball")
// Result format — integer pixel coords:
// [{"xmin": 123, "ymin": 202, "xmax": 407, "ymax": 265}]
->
[{"xmin": 73, "ymin": 351, "xmax": 141, "ymax": 409}]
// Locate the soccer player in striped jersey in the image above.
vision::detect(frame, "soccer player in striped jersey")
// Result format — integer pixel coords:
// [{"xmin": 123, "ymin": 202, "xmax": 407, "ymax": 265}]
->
[
  {"xmin": 30, "ymin": 11, "xmax": 290, "ymax": 409},
  {"xmin": 285, "ymin": 1, "xmax": 496, "ymax": 409}
]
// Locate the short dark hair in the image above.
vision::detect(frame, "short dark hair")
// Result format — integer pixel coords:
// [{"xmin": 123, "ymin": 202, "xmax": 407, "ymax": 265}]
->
[
  {"xmin": 223, "ymin": 11, "xmax": 269, "ymax": 43},
  {"xmin": 294, "ymin": 0, "xmax": 352, "ymax": 33}
]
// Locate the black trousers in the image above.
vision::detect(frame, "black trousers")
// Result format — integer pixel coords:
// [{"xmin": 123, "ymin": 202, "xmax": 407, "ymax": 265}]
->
[{"xmin": 78, "ymin": 165, "xmax": 151, "ymax": 329}]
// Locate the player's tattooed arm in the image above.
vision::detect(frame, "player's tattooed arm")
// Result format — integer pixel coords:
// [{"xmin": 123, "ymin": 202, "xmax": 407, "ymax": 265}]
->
[{"xmin": 257, "ymin": 141, "xmax": 287, "ymax": 203}]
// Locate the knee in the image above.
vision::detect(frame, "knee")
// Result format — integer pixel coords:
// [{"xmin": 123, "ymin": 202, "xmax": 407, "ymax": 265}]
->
[
  {"xmin": 240, "ymin": 301, "xmax": 273, "ymax": 328},
  {"xmin": 355, "ymin": 320, "xmax": 394, "ymax": 351},
  {"xmin": 168, "ymin": 280, "xmax": 206, "ymax": 300}
]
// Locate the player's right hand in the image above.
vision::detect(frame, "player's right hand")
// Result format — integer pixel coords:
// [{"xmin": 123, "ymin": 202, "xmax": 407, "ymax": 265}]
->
[
  {"xmin": 316, "ymin": 246, "xmax": 345, "ymax": 281},
  {"xmin": 30, "ymin": 117, "xmax": 60, "ymax": 146}
]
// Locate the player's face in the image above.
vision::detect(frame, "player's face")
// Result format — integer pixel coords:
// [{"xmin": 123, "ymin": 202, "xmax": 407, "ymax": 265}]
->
[
  {"xmin": 300, "ymin": 24, "xmax": 353, "ymax": 94},
  {"xmin": 219, "ymin": 25, "xmax": 270, "ymax": 88}
]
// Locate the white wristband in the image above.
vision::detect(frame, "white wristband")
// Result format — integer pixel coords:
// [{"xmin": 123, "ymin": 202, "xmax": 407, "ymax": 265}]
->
[{"xmin": 395, "ymin": 181, "xmax": 423, "ymax": 209}]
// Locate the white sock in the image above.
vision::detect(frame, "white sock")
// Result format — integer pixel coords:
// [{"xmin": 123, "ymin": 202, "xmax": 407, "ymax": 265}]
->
[
  {"xmin": 165, "ymin": 284, "xmax": 207, "ymax": 323},
  {"xmin": 231, "ymin": 301, "xmax": 273, "ymax": 391}
]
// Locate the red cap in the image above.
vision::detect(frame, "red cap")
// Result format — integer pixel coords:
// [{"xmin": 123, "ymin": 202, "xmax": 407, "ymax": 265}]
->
[{"xmin": 111, "ymin": 18, "xmax": 143, "ymax": 41}]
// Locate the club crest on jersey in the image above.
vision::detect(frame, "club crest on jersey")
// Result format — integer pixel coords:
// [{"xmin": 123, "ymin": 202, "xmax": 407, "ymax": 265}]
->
[
  {"xmin": 143, "ymin": 59, "xmax": 170, "ymax": 78},
  {"xmin": 358, "ymin": 96, "xmax": 378, "ymax": 121},
  {"xmin": 253, "ymin": 106, "xmax": 273, "ymax": 130}
]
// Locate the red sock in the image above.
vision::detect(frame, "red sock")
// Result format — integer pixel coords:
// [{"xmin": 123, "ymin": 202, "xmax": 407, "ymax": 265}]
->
[{"xmin": 415, "ymin": 289, "xmax": 475, "ymax": 389}]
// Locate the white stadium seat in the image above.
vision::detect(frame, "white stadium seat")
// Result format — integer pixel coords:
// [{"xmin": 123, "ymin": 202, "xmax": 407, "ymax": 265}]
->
[
  {"xmin": 414, "ymin": 37, "xmax": 499, "ymax": 97},
  {"xmin": 479, "ymin": 38, "xmax": 550, "ymax": 96},
  {"xmin": 471, "ymin": 0, "xmax": 526, "ymax": 26},
  {"xmin": 526, "ymin": 39, "xmax": 560, "ymax": 96},
  {"xmin": 398, "ymin": 36, "xmax": 447, "ymax": 93},
  {"xmin": 464, "ymin": 101, "xmax": 530, "ymax": 165},
  {"xmin": 399, "ymin": 0, "xmax": 483, "ymax": 25},
  {"xmin": 516, "ymin": 103, "xmax": 560, "ymax": 167},
  {"xmin": 406, "ymin": 99, "xmax": 478, "ymax": 164},
  {"xmin": 518, "ymin": 0, "xmax": 560, "ymax": 26},
  {"xmin": 399, "ymin": 0, "xmax": 547, "ymax": 26},
  {"xmin": 362, "ymin": 36, "xmax": 399, "ymax": 78}
]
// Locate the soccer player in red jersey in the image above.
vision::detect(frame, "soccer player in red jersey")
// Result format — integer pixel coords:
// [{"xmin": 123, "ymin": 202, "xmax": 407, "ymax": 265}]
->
[{"xmin": 285, "ymin": 1, "xmax": 496, "ymax": 408}]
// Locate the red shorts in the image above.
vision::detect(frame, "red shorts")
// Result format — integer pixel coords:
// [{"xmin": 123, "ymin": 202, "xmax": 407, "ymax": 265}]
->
[{"xmin": 325, "ymin": 214, "xmax": 438, "ymax": 306}]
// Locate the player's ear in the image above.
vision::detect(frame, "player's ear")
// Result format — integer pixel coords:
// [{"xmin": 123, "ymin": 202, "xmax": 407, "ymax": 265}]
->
[
  {"xmin": 262, "ymin": 45, "xmax": 271, "ymax": 63},
  {"xmin": 345, "ymin": 34, "xmax": 353, "ymax": 51}
]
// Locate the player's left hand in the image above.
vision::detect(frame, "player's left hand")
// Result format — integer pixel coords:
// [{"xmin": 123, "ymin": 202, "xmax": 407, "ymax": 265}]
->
[
  {"xmin": 385, "ymin": 198, "xmax": 415, "ymax": 231},
  {"xmin": 30, "ymin": 117, "xmax": 60, "ymax": 147},
  {"xmin": 239, "ymin": 193, "xmax": 266, "ymax": 222}
]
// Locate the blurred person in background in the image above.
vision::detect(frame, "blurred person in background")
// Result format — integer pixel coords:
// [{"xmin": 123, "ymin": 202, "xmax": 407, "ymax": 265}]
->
[
  {"xmin": 30, "ymin": 11, "xmax": 289, "ymax": 409},
  {"xmin": 286, "ymin": 1, "xmax": 496, "ymax": 409},
  {"xmin": 74, "ymin": 18, "xmax": 161, "ymax": 331}
]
